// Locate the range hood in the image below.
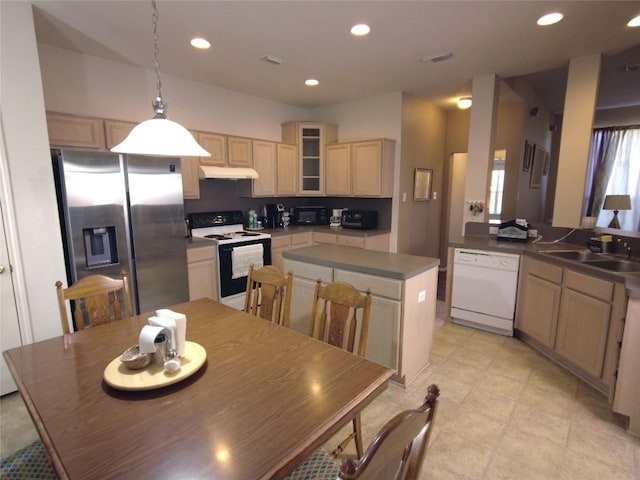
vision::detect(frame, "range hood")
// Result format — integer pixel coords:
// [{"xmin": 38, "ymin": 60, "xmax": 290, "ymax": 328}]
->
[{"xmin": 198, "ymin": 165, "xmax": 259, "ymax": 180}]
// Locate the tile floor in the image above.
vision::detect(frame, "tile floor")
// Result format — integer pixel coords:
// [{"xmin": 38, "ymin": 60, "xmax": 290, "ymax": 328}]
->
[{"xmin": 2, "ymin": 300, "xmax": 639, "ymax": 479}]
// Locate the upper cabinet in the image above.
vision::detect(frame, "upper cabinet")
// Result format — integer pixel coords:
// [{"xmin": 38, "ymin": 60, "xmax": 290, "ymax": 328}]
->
[
  {"xmin": 104, "ymin": 120, "xmax": 136, "ymax": 149},
  {"xmin": 281, "ymin": 122, "xmax": 337, "ymax": 195},
  {"xmin": 276, "ymin": 143, "xmax": 297, "ymax": 196},
  {"xmin": 249, "ymin": 141, "xmax": 298, "ymax": 197},
  {"xmin": 197, "ymin": 132, "xmax": 227, "ymax": 166},
  {"xmin": 47, "ymin": 112, "xmax": 106, "ymax": 150},
  {"xmin": 227, "ymin": 136, "xmax": 252, "ymax": 167},
  {"xmin": 325, "ymin": 139, "xmax": 395, "ymax": 198}
]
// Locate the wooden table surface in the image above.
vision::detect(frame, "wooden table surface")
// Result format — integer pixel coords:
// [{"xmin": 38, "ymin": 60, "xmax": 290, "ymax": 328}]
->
[{"xmin": 3, "ymin": 298, "xmax": 394, "ymax": 479}]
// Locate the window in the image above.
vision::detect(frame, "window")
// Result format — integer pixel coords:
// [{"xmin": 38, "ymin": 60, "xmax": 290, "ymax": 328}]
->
[{"xmin": 489, "ymin": 151, "xmax": 506, "ymax": 224}]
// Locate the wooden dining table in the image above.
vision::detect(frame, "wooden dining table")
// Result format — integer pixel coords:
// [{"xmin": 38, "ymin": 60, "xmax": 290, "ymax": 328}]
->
[{"xmin": 3, "ymin": 298, "xmax": 394, "ymax": 479}]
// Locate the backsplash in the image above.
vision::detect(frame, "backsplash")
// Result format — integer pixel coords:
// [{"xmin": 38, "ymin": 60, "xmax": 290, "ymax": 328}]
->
[{"xmin": 184, "ymin": 179, "xmax": 393, "ymax": 229}]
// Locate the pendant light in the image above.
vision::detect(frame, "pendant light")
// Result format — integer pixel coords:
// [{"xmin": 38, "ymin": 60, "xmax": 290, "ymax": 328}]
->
[{"xmin": 111, "ymin": 0, "xmax": 210, "ymax": 157}]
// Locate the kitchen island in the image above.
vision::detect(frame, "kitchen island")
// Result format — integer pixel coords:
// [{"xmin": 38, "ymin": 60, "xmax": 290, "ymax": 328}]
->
[{"xmin": 283, "ymin": 244, "xmax": 439, "ymax": 386}]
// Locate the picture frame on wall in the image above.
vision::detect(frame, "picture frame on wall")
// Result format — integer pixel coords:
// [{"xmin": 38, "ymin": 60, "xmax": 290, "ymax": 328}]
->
[
  {"xmin": 530, "ymin": 145, "xmax": 546, "ymax": 188},
  {"xmin": 413, "ymin": 168, "xmax": 433, "ymax": 201},
  {"xmin": 523, "ymin": 141, "xmax": 532, "ymax": 172}
]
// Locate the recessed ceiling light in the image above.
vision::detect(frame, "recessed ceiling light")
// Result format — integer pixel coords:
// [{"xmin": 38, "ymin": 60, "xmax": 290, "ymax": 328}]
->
[
  {"xmin": 305, "ymin": 79, "xmax": 319, "ymax": 86},
  {"xmin": 457, "ymin": 97, "xmax": 472, "ymax": 110},
  {"xmin": 628, "ymin": 15, "xmax": 640, "ymax": 27},
  {"xmin": 537, "ymin": 12, "xmax": 563, "ymax": 26},
  {"xmin": 350, "ymin": 24, "xmax": 370, "ymax": 36},
  {"xmin": 190, "ymin": 37, "xmax": 211, "ymax": 49}
]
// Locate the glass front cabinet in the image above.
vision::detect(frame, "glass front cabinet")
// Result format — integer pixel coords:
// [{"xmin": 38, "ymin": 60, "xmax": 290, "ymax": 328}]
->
[{"xmin": 281, "ymin": 122, "xmax": 338, "ymax": 195}]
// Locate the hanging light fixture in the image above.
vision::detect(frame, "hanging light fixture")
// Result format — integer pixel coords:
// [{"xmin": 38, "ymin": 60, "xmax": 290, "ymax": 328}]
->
[{"xmin": 111, "ymin": 0, "xmax": 210, "ymax": 157}]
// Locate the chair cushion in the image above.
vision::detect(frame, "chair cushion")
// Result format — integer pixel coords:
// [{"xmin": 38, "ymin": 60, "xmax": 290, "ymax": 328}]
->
[
  {"xmin": 0, "ymin": 440, "xmax": 57, "ymax": 479},
  {"xmin": 285, "ymin": 448, "xmax": 340, "ymax": 480}
]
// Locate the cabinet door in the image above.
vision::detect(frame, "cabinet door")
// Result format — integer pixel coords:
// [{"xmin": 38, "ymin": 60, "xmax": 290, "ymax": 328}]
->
[
  {"xmin": 300, "ymin": 126, "xmax": 323, "ymax": 194},
  {"xmin": 198, "ymin": 132, "xmax": 227, "ymax": 166},
  {"xmin": 555, "ymin": 288, "xmax": 611, "ymax": 378},
  {"xmin": 313, "ymin": 232, "xmax": 337, "ymax": 245},
  {"xmin": 325, "ymin": 144, "xmax": 351, "ymax": 195},
  {"xmin": 187, "ymin": 247, "xmax": 218, "ymax": 301},
  {"xmin": 181, "ymin": 157, "xmax": 200, "ymax": 199},
  {"xmin": 337, "ymin": 235, "xmax": 365, "ymax": 248},
  {"xmin": 46, "ymin": 112, "xmax": 105, "ymax": 149},
  {"xmin": 228, "ymin": 136, "xmax": 252, "ymax": 167},
  {"xmin": 252, "ymin": 140, "xmax": 277, "ymax": 196},
  {"xmin": 516, "ymin": 273, "xmax": 561, "ymax": 348},
  {"xmin": 271, "ymin": 235, "xmax": 291, "ymax": 272},
  {"xmin": 288, "ymin": 276, "xmax": 318, "ymax": 335},
  {"xmin": 104, "ymin": 120, "xmax": 136, "ymax": 149},
  {"xmin": 352, "ymin": 140, "xmax": 394, "ymax": 197},
  {"xmin": 276, "ymin": 144, "xmax": 297, "ymax": 196},
  {"xmin": 367, "ymin": 296, "xmax": 401, "ymax": 370}
]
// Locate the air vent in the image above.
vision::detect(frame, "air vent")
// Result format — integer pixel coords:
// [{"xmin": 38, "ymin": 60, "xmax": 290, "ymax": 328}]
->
[
  {"xmin": 420, "ymin": 52, "xmax": 455, "ymax": 64},
  {"xmin": 260, "ymin": 55, "xmax": 285, "ymax": 65}
]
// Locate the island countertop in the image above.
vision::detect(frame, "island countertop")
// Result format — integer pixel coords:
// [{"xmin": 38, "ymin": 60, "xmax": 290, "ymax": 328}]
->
[{"xmin": 283, "ymin": 244, "xmax": 439, "ymax": 280}]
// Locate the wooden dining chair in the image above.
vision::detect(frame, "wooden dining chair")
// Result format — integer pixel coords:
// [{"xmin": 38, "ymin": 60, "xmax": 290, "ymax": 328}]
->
[
  {"xmin": 243, "ymin": 264, "xmax": 293, "ymax": 327},
  {"xmin": 285, "ymin": 384, "xmax": 440, "ymax": 480},
  {"xmin": 309, "ymin": 280, "xmax": 372, "ymax": 459},
  {"xmin": 56, "ymin": 271, "xmax": 133, "ymax": 334}
]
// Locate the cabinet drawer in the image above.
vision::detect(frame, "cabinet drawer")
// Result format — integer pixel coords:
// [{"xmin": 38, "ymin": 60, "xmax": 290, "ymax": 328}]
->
[
  {"xmin": 187, "ymin": 245, "xmax": 216, "ymax": 263},
  {"xmin": 338, "ymin": 235, "xmax": 365, "ymax": 248},
  {"xmin": 314, "ymin": 232, "xmax": 337, "ymax": 244},
  {"xmin": 564, "ymin": 270, "xmax": 613, "ymax": 302},
  {"xmin": 271, "ymin": 235, "xmax": 291, "ymax": 249},
  {"xmin": 334, "ymin": 269, "xmax": 402, "ymax": 300},
  {"xmin": 291, "ymin": 232, "xmax": 312, "ymax": 247},
  {"xmin": 528, "ymin": 257, "xmax": 563, "ymax": 284},
  {"xmin": 284, "ymin": 259, "xmax": 333, "ymax": 283}
]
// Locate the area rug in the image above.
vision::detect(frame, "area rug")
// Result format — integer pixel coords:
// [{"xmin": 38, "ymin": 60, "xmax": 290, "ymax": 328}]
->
[{"xmin": 0, "ymin": 440, "xmax": 57, "ymax": 479}]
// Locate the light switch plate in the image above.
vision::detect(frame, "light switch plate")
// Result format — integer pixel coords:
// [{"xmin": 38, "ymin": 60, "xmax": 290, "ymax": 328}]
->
[{"xmin": 418, "ymin": 290, "xmax": 426, "ymax": 303}]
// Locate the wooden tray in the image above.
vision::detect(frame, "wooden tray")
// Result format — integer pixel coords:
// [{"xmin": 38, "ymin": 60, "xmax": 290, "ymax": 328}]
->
[{"xmin": 103, "ymin": 341, "xmax": 206, "ymax": 391}]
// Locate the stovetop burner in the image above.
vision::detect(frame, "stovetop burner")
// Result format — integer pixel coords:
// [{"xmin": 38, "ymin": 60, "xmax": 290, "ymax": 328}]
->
[{"xmin": 203, "ymin": 231, "xmax": 262, "ymax": 240}]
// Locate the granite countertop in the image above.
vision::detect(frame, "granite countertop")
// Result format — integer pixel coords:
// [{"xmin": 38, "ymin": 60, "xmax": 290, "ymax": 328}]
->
[
  {"xmin": 449, "ymin": 235, "xmax": 640, "ymax": 299},
  {"xmin": 283, "ymin": 244, "xmax": 439, "ymax": 280}
]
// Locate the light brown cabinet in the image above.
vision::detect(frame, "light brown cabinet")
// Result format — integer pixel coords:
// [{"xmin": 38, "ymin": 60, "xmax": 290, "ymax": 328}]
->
[
  {"xmin": 104, "ymin": 120, "xmax": 136, "ymax": 149},
  {"xmin": 46, "ymin": 112, "xmax": 105, "ymax": 150},
  {"xmin": 325, "ymin": 143, "xmax": 351, "ymax": 195},
  {"xmin": 227, "ymin": 136, "xmax": 252, "ymax": 167},
  {"xmin": 187, "ymin": 245, "xmax": 218, "ymax": 301},
  {"xmin": 180, "ymin": 156, "xmax": 201, "ymax": 199},
  {"xmin": 325, "ymin": 139, "xmax": 395, "ymax": 197},
  {"xmin": 252, "ymin": 140, "xmax": 277, "ymax": 197},
  {"xmin": 197, "ymin": 132, "xmax": 227, "ymax": 166},
  {"xmin": 276, "ymin": 143, "xmax": 297, "ymax": 196},
  {"xmin": 281, "ymin": 122, "xmax": 337, "ymax": 195},
  {"xmin": 352, "ymin": 139, "xmax": 395, "ymax": 197},
  {"xmin": 516, "ymin": 257, "xmax": 563, "ymax": 348},
  {"xmin": 516, "ymin": 255, "xmax": 626, "ymax": 396}
]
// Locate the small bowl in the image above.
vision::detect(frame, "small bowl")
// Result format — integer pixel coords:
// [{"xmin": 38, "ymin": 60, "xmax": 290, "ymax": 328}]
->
[{"xmin": 120, "ymin": 345, "xmax": 153, "ymax": 370}]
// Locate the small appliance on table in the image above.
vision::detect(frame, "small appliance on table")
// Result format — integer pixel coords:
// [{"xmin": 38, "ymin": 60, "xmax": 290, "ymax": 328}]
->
[{"xmin": 188, "ymin": 210, "xmax": 271, "ymax": 310}]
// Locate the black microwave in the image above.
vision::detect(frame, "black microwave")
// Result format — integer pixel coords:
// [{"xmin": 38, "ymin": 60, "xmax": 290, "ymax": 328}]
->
[
  {"xmin": 290, "ymin": 206, "xmax": 329, "ymax": 225},
  {"xmin": 342, "ymin": 210, "xmax": 378, "ymax": 230}
]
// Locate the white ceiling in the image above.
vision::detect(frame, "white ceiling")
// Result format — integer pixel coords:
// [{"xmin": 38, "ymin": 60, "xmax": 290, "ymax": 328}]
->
[{"xmin": 31, "ymin": 1, "xmax": 640, "ymax": 111}]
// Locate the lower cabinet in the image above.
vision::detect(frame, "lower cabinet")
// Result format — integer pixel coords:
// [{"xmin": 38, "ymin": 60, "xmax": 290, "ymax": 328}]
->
[
  {"xmin": 271, "ymin": 235, "xmax": 292, "ymax": 271},
  {"xmin": 186, "ymin": 245, "xmax": 217, "ymax": 301},
  {"xmin": 516, "ymin": 256, "xmax": 626, "ymax": 397}
]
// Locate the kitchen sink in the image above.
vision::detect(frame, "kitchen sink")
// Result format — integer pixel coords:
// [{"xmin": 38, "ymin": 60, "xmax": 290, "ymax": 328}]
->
[
  {"xmin": 541, "ymin": 250, "xmax": 604, "ymax": 262},
  {"xmin": 583, "ymin": 259, "xmax": 640, "ymax": 273}
]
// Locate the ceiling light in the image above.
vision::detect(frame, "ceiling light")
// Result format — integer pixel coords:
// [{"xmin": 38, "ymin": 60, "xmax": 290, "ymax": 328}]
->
[
  {"xmin": 112, "ymin": 0, "xmax": 210, "ymax": 157},
  {"xmin": 537, "ymin": 12, "xmax": 563, "ymax": 26},
  {"xmin": 628, "ymin": 15, "xmax": 640, "ymax": 27},
  {"xmin": 350, "ymin": 24, "xmax": 370, "ymax": 36},
  {"xmin": 260, "ymin": 55, "xmax": 285, "ymax": 65},
  {"xmin": 457, "ymin": 97, "xmax": 472, "ymax": 110},
  {"xmin": 190, "ymin": 37, "xmax": 211, "ymax": 49},
  {"xmin": 305, "ymin": 79, "xmax": 319, "ymax": 86}
]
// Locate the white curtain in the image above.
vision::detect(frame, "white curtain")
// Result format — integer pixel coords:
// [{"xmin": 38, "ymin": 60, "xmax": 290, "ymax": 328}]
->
[{"xmin": 595, "ymin": 127, "xmax": 640, "ymax": 231}]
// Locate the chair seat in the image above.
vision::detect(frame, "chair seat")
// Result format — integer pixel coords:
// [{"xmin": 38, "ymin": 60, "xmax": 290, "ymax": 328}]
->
[
  {"xmin": 285, "ymin": 448, "xmax": 339, "ymax": 480},
  {"xmin": 0, "ymin": 440, "xmax": 57, "ymax": 479}
]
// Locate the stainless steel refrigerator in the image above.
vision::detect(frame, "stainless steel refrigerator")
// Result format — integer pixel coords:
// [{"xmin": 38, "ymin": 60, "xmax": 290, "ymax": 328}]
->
[{"xmin": 52, "ymin": 150, "xmax": 189, "ymax": 319}]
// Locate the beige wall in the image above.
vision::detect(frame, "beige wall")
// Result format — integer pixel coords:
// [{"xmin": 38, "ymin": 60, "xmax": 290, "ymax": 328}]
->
[{"xmin": 397, "ymin": 94, "xmax": 446, "ymax": 258}]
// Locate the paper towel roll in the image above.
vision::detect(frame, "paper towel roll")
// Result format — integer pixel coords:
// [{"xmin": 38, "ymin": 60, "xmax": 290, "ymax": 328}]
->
[
  {"xmin": 138, "ymin": 325, "xmax": 167, "ymax": 354},
  {"xmin": 155, "ymin": 309, "xmax": 187, "ymax": 357}
]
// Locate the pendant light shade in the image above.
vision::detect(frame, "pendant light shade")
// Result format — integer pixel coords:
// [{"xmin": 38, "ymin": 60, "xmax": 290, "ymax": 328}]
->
[
  {"xmin": 111, "ymin": 115, "xmax": 210, "ymax": 157},
  {"xmin": 110, "ymin": 1, "xmax": 210, "ymax": 157}
]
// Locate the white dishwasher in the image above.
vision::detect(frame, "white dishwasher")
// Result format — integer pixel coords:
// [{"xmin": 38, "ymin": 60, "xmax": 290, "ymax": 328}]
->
[{"xmin": 451, "ymin": 248, "xmax": 520, "ymax": 336}]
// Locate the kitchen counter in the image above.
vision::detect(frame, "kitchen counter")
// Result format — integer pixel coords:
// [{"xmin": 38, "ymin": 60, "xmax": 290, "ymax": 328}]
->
[
  {"xmin": 449, "ymin": 235, "xmax": 640, "ymax": 298},
  {"xmin": 265, "ymin": 225, "xmax": 391, "ymax": 238},
  {"xmin": 283, "ymin": 244, "xmax": 439, "ymax": 280}
]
